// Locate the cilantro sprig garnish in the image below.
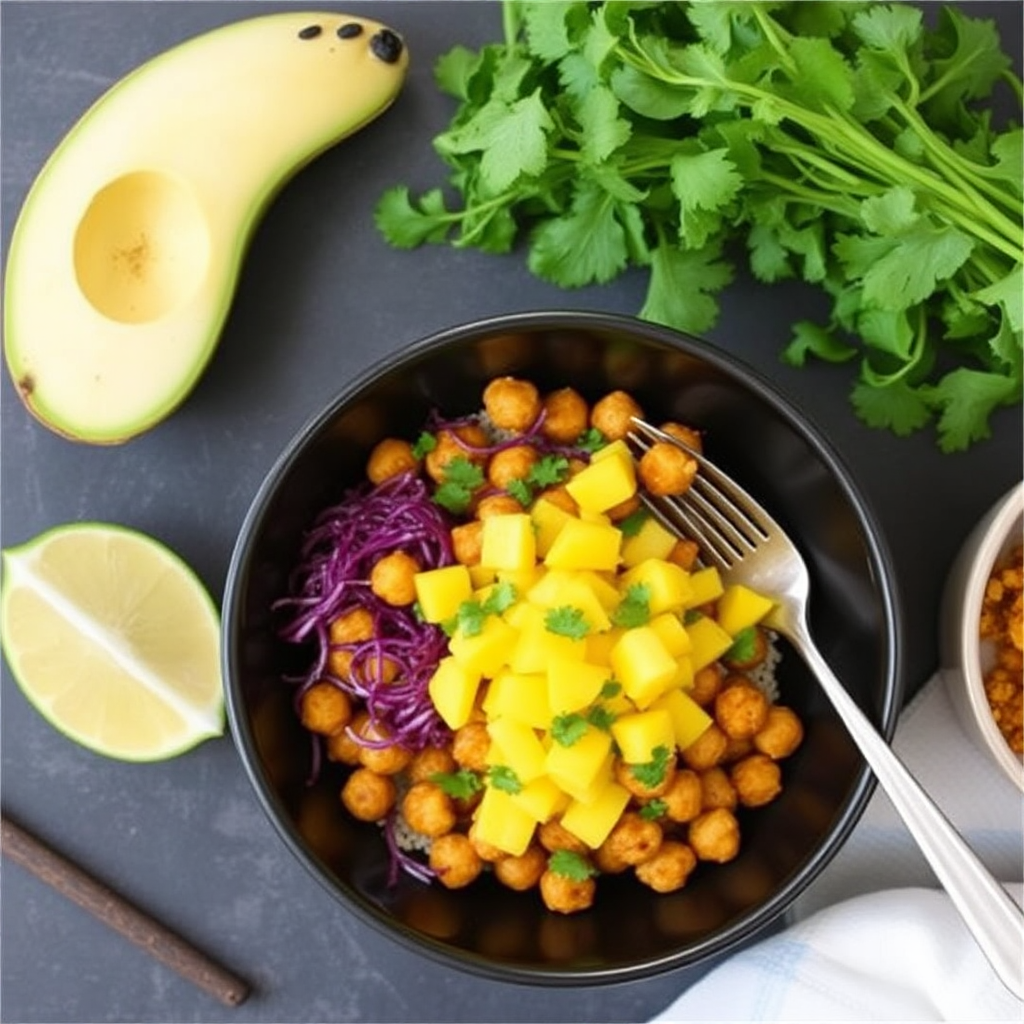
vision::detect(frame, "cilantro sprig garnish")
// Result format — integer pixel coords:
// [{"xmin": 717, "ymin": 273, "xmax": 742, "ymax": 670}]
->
[
  {"xmin": 433, "ymin": 456, "xmax": 484, "ymax": 514},
  {"xmin": 544, "ymin": 605, "xmax": 590, "ymax": 640},
  {"xmin": 442, "ymin": 580, "xmax": 518, "ymax": 637},
  {"xmin": 630, "ymin": 745, "xmax": 672, "ymax": 789},
  {"xmin": 548, "ymin": 849, "xmax": 598, "ymax": 881},
  {"xmin": 612, "ymin": 583, "xmax": 652, "ymax": 628},
  {"xmin": 487, "ymin": 765, "xmax": 523, "ymax": 795},
  {"xmin": 411, "ymin": 432, "xmax": 437, "ymax": 460},
  {"xmin": 507, "ymin": 454, "xmax": 571, "ymax": 506},
  {"xmin": 430, "ymin": 769, "xmax": 482, "ymax": 800},
  {"xmin": 639, "ymin": 799, "xmax": 668, "ymax": 821},
  {"xmin": 376, "ymin": 2, "xmax": 1024, "ymax": 452}
]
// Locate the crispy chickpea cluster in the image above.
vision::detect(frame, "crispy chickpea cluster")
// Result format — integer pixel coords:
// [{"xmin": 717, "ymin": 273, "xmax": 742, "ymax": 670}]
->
[
  {"xmin": 979, "ymin": 544, "xmax": 1024, "ymax": 755},
  {"xmin": 296, "ymin": 376, "xmax": 805, "ymax": 914}
]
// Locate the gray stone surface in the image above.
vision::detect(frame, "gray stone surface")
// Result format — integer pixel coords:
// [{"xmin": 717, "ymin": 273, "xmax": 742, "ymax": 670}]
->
[{"xmin": 2, "ymin": 2, "xmax": 1021, "ymax": 1021}]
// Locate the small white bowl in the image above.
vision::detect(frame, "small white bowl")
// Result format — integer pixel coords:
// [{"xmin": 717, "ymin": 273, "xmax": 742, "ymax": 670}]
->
[{"xmin": 940, "ymin": 482, "xmax": 1024, "ymax": 792}]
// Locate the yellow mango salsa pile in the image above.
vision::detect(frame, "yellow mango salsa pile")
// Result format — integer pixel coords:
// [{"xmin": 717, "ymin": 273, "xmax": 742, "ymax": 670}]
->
[{"xmin": 414, "ymin": 440, "xmax": 776, "ymax": 857}]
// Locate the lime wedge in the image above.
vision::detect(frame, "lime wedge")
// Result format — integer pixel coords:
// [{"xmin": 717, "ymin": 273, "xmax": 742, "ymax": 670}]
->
[{"xmin": 1, "ymin": 522, "xmax": 223, "ymax": 761}]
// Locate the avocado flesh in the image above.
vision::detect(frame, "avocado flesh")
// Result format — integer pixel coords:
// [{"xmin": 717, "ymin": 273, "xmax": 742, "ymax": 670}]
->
[{"xmin": 3, "ymin": 11, "xmax": 408, "ymax": 444}]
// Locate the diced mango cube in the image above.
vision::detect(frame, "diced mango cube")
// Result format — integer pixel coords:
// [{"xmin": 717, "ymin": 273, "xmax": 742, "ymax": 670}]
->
[
  {"xmin": 585, "ymin": 628, "xmax": 621, "ymax": 666},
  {"xmin": 413, "ymin": 564, "xmax": 474, "ymax": 624},
  {"xmin": 427, "ymin": 656, "xmax": 482, "ymax": 730},
  {"xmin": 610, "ymin": 626, "xmax": 678, "ymax": 708},
  {"xmin": 530, "ymin": 497, "xmax": 576, "ymax": 557},
  {"xmin": 512, "ymin": 775, "xmax": 570, "ymax": 823},
  {"xmin": 686, "ymin": 614, "xmax": 734, "ymax": 671},
  {"xmin": 509, "ymin": 613, "xmax": 586, "ymax": 674},
  {"xmin": 548, "ymin": 655, "xmax": 612, "ymax": 714},
  {"xmin": 670, "ymin": 654, "xmax": 694, "ymax": 691},
  {"xmin": 621, "ymin": 515, "xmax": 678, "ymax": 568},
  {"xmin": 488, "ymin": 717, "xmax": 547, "ymax": 783},
  {"xmin": 473, "ymin": 786, "xmax": 536, "ymax": 856},
  {"xmin": 590, "ymin": 439, "xmax": 632, "ymax": 464},
  {"xmin": 544, "ymin": 519, "xmax": 622, "ymax": 572},
  {"xmin": 579, "ymin": 571, "xmax": 622, "ymax": 612},
  {"xmin": 560, "ymin": 782, "xmax": 631, "ymax": 848},
  {"xmin": 545, "ymin": 725, "xmax": 612, "ymax": 800},
  {"xmin": 649, "ymin": 612, "xmax": 692, "ymax": 657},
  {"xmin": 468, "ymin": 564, "xmax": 497, "ymax": 588},
  {"xmin": 716, "ymin": 583, "xmax": 775, "ymax": 635},
  {"xmin": 483, "ymin": 669, "xmax": 551, "ymax": 730},
  {"xmin": 480, "ymin": 513, "xmax": 536, "ymax": 572},
  {"xmin": 565, "ymin": 446, "xmax": 636, "ymax": 513},
  {"xmin": 621, "ymin": 558, "xmax": 694, "ymax": 614},
  {"xmin": 611, "ymin": 708, "xmax": 676, "ymax": 764},
  {"xmin": 685, "ymin": 566, "xmax": 724, "ymax": 608},
  {"xmin": 652, "ymin": 688, "xmax": 713, "ymax": 750},
  {"xmin": 449, "ymin": 615, "xmax": 519, "ymax": 677}
]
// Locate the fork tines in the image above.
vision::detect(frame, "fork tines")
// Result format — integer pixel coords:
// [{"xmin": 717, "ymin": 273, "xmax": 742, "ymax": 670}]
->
[{"xmin": 627, "ymin": 418, "xmax": 769, "ymax": 572}]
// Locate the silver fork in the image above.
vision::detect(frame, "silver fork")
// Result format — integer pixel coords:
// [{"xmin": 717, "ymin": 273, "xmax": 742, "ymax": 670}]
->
[{"xmin": 629, "ymin": 417, "xmax": 1024, "ymax": 1000}]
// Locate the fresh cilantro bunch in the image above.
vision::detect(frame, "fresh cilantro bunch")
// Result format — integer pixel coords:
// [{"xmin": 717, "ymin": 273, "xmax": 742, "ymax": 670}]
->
[{"xmin": 376, "ymin": 1, "xmax": 1023, "ymax": 451}]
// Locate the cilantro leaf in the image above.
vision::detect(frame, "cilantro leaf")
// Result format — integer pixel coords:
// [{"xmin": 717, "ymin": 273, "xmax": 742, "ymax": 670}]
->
[
  {"xmin": 430, "ymin": 769, "xmax": 483, "ymax": 800},
  {"xmin": 487, "ymin": 765, "xmax": 523, "ymax": 795},
  {"xmin": 618, "ymin": 509, "xmax": 649, "ymax": 538},
  {"xmin": 612, "ymin": 583, "xmax": 652, "ymax": 628},
  {"xmin": 551, "ymin": 712, "xmax": 589, "ymax": 747},
  {"xmin": 548, "ymin": 849, "xmax": 598, "ymax": 881},
  {"xmin": 630, "ymin": 745, "xmax": 672, "ymax": 788},
  {"xmin": 432, "ymin": 457, "xmax": 484, "ymax": 515},
  {"xmin": 544, "ymin": 606, "xmax": 591, "ymax": 640},
  {"xmin": 411, "ymin": 431, "xmax": 437, "ymax": 459},
  {"xmin": 586, "ymin": 704, "xmax": 618, "ymax": 732},
  {"xmin": 483, "ymin": 580, "xmax": 518, "ymax": 615},
  {"xmin": 506, "ymin": 477, "xmax": 533, "ymax": 507},
  {"xmin": 575, "ymin": 427, "xmax": 606, "ymax": 453},
  {"xmin": 725, "ymin": 626, "xmax": 759, "ymax": 665},
  {"xmin": 639, "ymin": 799, "xmax": 668, "ymax": 821}
]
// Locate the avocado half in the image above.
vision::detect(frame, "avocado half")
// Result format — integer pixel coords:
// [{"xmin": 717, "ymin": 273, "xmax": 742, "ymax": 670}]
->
[{"xmin": 3, "ymin": 12, "xmax": 409, "ymax": 444}]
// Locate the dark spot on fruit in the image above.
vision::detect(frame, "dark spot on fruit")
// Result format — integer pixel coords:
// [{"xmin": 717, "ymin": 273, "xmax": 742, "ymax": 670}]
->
[
  {"xmin": 18, "ymin": 374, "xmax": 35, "ymax": 397},
  {"xmin": 370, "ymin": 28, "xmax": 403, "ymax": 64},
  {"xmin": 337, "ymin": 22, "xmax": 363, "ymax": 39},
  {"xmin": 298, "ymin": 25, "xmax": 322, "ymax": 40}
]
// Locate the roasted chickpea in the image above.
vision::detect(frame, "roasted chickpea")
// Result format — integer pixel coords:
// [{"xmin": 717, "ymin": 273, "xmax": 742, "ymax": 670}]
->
[
  {"xmin": 401, "ymin": 780, "xmax": 457, "ymax": 837},
  {"xmin": 753, "ymin": 705, "xmax": 804, "ymax": 760},
  {"xmin": 349, "ymin": 648, "xmax": 400, "ymax": 687},
  {"xmin": 600, "ymin": 812, "xmax": 663, "ymax": 867},
  {"xmin": 635, "ymin": 840, "xmax": 697, "ymax": 893},
  {"xmin": 689, "ymin": 663, "xmax": 724, "ymax": 708},
  {"xmin": 366, "ymin": 437, "xmax": 418, "ymax": 485},
  {"xmin": 475, "ymin": 493, "xmax": 524, "ymax": 518},
  {"xmin": 638, "ymin": 441, "xmax": 698, "ymax": 497},
  {"xmin": 494, "ymin": 845, "xmax": 547, "ymax": 891},
  {"xmin": 680, "ymin": 723, "xmax": 729, "ymax": 770},
  {"xmin": 487, "ymin": 445, "xmax": 539, "ymax": 490},
  {"xmin": 590, "ymin": 390, "xmax": 643, "ymax": 441},
  {"xmin": 666, "ymin": 538, "xmax": 700, "ymax": 571},
  {"xmin": 539, "ymin": 868, "xmax": 596, "ymax": 914},
  {"xmin": 407, "ymin": 746, "xmax": 457, "ymax": 784},
  {"xmin": 722, "ymin": 735, "xmax": 754, "ymax": 763},
  {"xmin": 357, "ymin": 721, "xmax": 413, "ymax": 776},
  {"xmin": 538, "ymin": 819, "xmax": 589, "ymax": 855},
  {"xmin": 536, "ymin": 486, "xmax": 578, "ymax": 516},
  {"xmin": 722, "ymin": 626, "xmax": 770, "ymax": 671},
  {"xmin": 483, "ymin": 376, "xmax": 542, "ymax": 433},
  {"xmin": 688, "ymin": 807, "xmax": 741, "ymax": 863},
  {"xmin": 593, "ymin": 841, "xmax": 631, "ymax": 874},
  {"xmin": 326, "ymin": 711, "xmax": 369, "ymax": 765},
  {"xmin": 468, "ymin": 822, "xmax": 506, "ymax": 863},
  {"xmin": 298, "ymin": 680, "xmax": 352, "ymax": 736},
  {"xmin": 700, "ymin": 766, "xmax": 738, "ymax": 810},
  {"xmin": 731, "ymin": 753, "xmax": 782, "ymax": 808},
  {"xmin": 450, "ymin": 521, "xmax": 483, "ymax": 566},
  {"xmin": 430, "ymin": 833, "xmax": 483, "ymax": 889},
  {"xmin": 370, "ymin": 550, "xmax": 420, "ymax": 606},
  {"xmin": 660, "ymin": 768, "xmax": 703, "ymax": 823},
  {"xmin": 658, "ymin": 421, "xmax": 703, "ymax": 453},
  {"xmin": 715, "ymin": 679, "xmax": 769, "ymax": 740},
  {"xmin": 541, "ymin": 387, "xmax": 589, "ymax": 444},
  {"xmin": 425, "ymin": 425, "xmax": 489, "ymax": 484},
  {"xmin": 340, "ymin": 767, "xmax": 396, "ymax": 822},
  {"xmin": 452, "ymin": 722, "xmax": 490, "ymax": 773},
  {"xmin": 328, "ymin": 607, "xmax": 375, "ymax": 645},
  {"xmin": 606, "ymin": 493, "xmax": 642, "ymax": 523}
]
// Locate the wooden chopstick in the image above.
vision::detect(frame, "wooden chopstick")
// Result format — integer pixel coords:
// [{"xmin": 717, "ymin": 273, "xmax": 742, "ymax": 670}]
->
[{"xmin": 2, "ymin": 816, "xmax": 250, "ymax": 1007}]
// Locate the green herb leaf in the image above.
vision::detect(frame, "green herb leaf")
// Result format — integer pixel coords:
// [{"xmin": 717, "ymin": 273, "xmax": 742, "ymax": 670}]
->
[
  {"xmin": 487, "ymin": 764, "xmax": 524, "ymax": 795},
  {"xmin": 433, "ymin": 456, "xmax": 484, "ymax": 515},
  {"xmin": 575, "ymin": 428, "xmax": 606, "ymax": 453},
  {"xmin": 411, "ymin": 431, "xmax": 438, "ymax": 459},
  {"xmin": 725, "ymin": 626, "xmax": 759, "ymax": 665},
  {"xmin": 548, "ymin": 849, "xmax": 598, "ymax": 881},
  {"xmin": 506, "ymin": 477, "xmax": 533, "ymax": 507},
  {"xmin": 612, "ymin": 583, "xmax": 652, "ymax": 628},
  {"xmin": 618, "ymin": 509, "xmax": 649, "ymax": 538},
  {"xmin": 430, "ymin": 769, "xmax": 483, "ymax": 800},
  {"xmin": 639, "ymin": 799, "xmax": 668, "ymax": 820},
  {"xmin": 483, "ymin": 579, "xmax": 518, "ymax": 615},
  {"xmin": 586, "ymin": 704, "xmax": 618, "ymax": 732},
  {"xmin": 545, "ymin": 605, "xmax": 591, "ymax": 639},
  {"xmin": 551, "ymin": 712, "xmax": 589, "ymax": 747},
  {"xmin": 630, "ymin": 744, "xmax": 672, "ymax": 788}
]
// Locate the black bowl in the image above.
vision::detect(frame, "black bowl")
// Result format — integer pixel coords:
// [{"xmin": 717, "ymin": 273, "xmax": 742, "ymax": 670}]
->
[{"xmin": 223, "ymin": 310, "xmax": 903, "ymax": 984}]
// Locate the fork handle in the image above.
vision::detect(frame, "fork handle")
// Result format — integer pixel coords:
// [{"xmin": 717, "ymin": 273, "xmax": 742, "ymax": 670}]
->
[{"xmin": 791, "ymin": 623, "xmax": 1024, "ymax": 1001}]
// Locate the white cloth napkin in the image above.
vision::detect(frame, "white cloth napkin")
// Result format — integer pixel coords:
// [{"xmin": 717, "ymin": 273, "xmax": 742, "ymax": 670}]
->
[{"xmin": 652, "ymin": 673, "xmax": 1024, "ymax": 1022}]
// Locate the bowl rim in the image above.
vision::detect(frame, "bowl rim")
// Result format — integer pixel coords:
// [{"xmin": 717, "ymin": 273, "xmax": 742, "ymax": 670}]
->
[
  {"xmin": 222, "ymin": 309, "xmax": 905, "ymax": 983},
  {"xmin": 952, "ymin": 482, "xmax": 1024, "ymax": 791}
]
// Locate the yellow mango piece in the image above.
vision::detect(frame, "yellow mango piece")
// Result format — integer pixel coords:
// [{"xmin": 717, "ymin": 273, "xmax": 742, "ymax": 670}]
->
[
  {"xmin": 544, "ymin": 518, "xmax": 622, "ymax": 572},
  {"xmin": 483, "ymin": 669, "xmax": 551, "ymax": 730},
  {"xmin": 610, "ymin": 626, "xmax": 678, "ymax": 709},
  {"xmin": 512, "ymin": 775, "xmax": 569, "ymax": 823},
  {"xmin": 413, "ymin": 564, "xmax": 473, "ymax": 624},
  {"xmin": 509, "ymin": 613, "xmax": 586, "ymax": 674},
  {"xmin": 468, "ymin": 564, "xmax": 497, "ymax": 588},
  {"xmin": 565, "ymin": 446, "xmax": 636, "ymax": 513},
  {"xmin": 580, "ymin": 570, "xmax": 622, "ymax": 611},
  {"xmin": 621, "ymin": 515, "xmax": 678, "ymax": 568},
  {"xmin": 449, "ymin": 615, "xmax": 519, "ymax": 678},
  {"xmin": 590, "ymin": 438, "xmax": 632, "ymax": 464},
  {"xmin": 670, "ymin": 654, "xmax": 694, "ymax": 691},
  {"xmin": 621, "ymin": 558, "xmax": 694, "ymax": 614},
  {"xmin": 686, "ymin": 614, "xmax": 734, "ymax": 671},
  {"xmin": 717, "ymin": 583, "xmax": 775, "ymax": 635},
  {"xmin": 496, "ymin": 565, "xmax": 543, "ymax": 597},
  {"xmin": 652, "ymin": 688, "xmax": 713, "ymax": 750},
  {"xmin": 611, "ymin": 708, "xmax": 675, "ymax": 764},
  {"xmin": 547, "ymin": 654, "xmax": 612, "ymax": 714},
  {"xmin": 585, "ymin": 627, "xmax": 621, "ymax": 666},
  {"xmin": 685, "ymin": 566, "xmax": 724, "ymax": 608},
  {"xmin": 427, "ymin": 656, "xmax": 482, "ymax": 730},
  {"xmin": 530, "ymin": 497, "xmax": 575, "ymax": 557},
  {"xmin": 560, "ymin": 782, "xmax": 631, "ymax": 848},
  {"xmin": 480, "ymin": 512, "xmax": 536, "ymax": 572},
  {"xmin": 545, "ymin": 725, "xmax": 612, "ymax": 800},
  {"xmin": 473, "ymin": 786, "xmax": 536, "ymax": 856},
  {"xmin": 649, "ymin": 612, "xmax": 692, "ymax": 656},
  {"xmin": 488, "ymin": 716, "xmax": 547, "ymax": 783}
]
